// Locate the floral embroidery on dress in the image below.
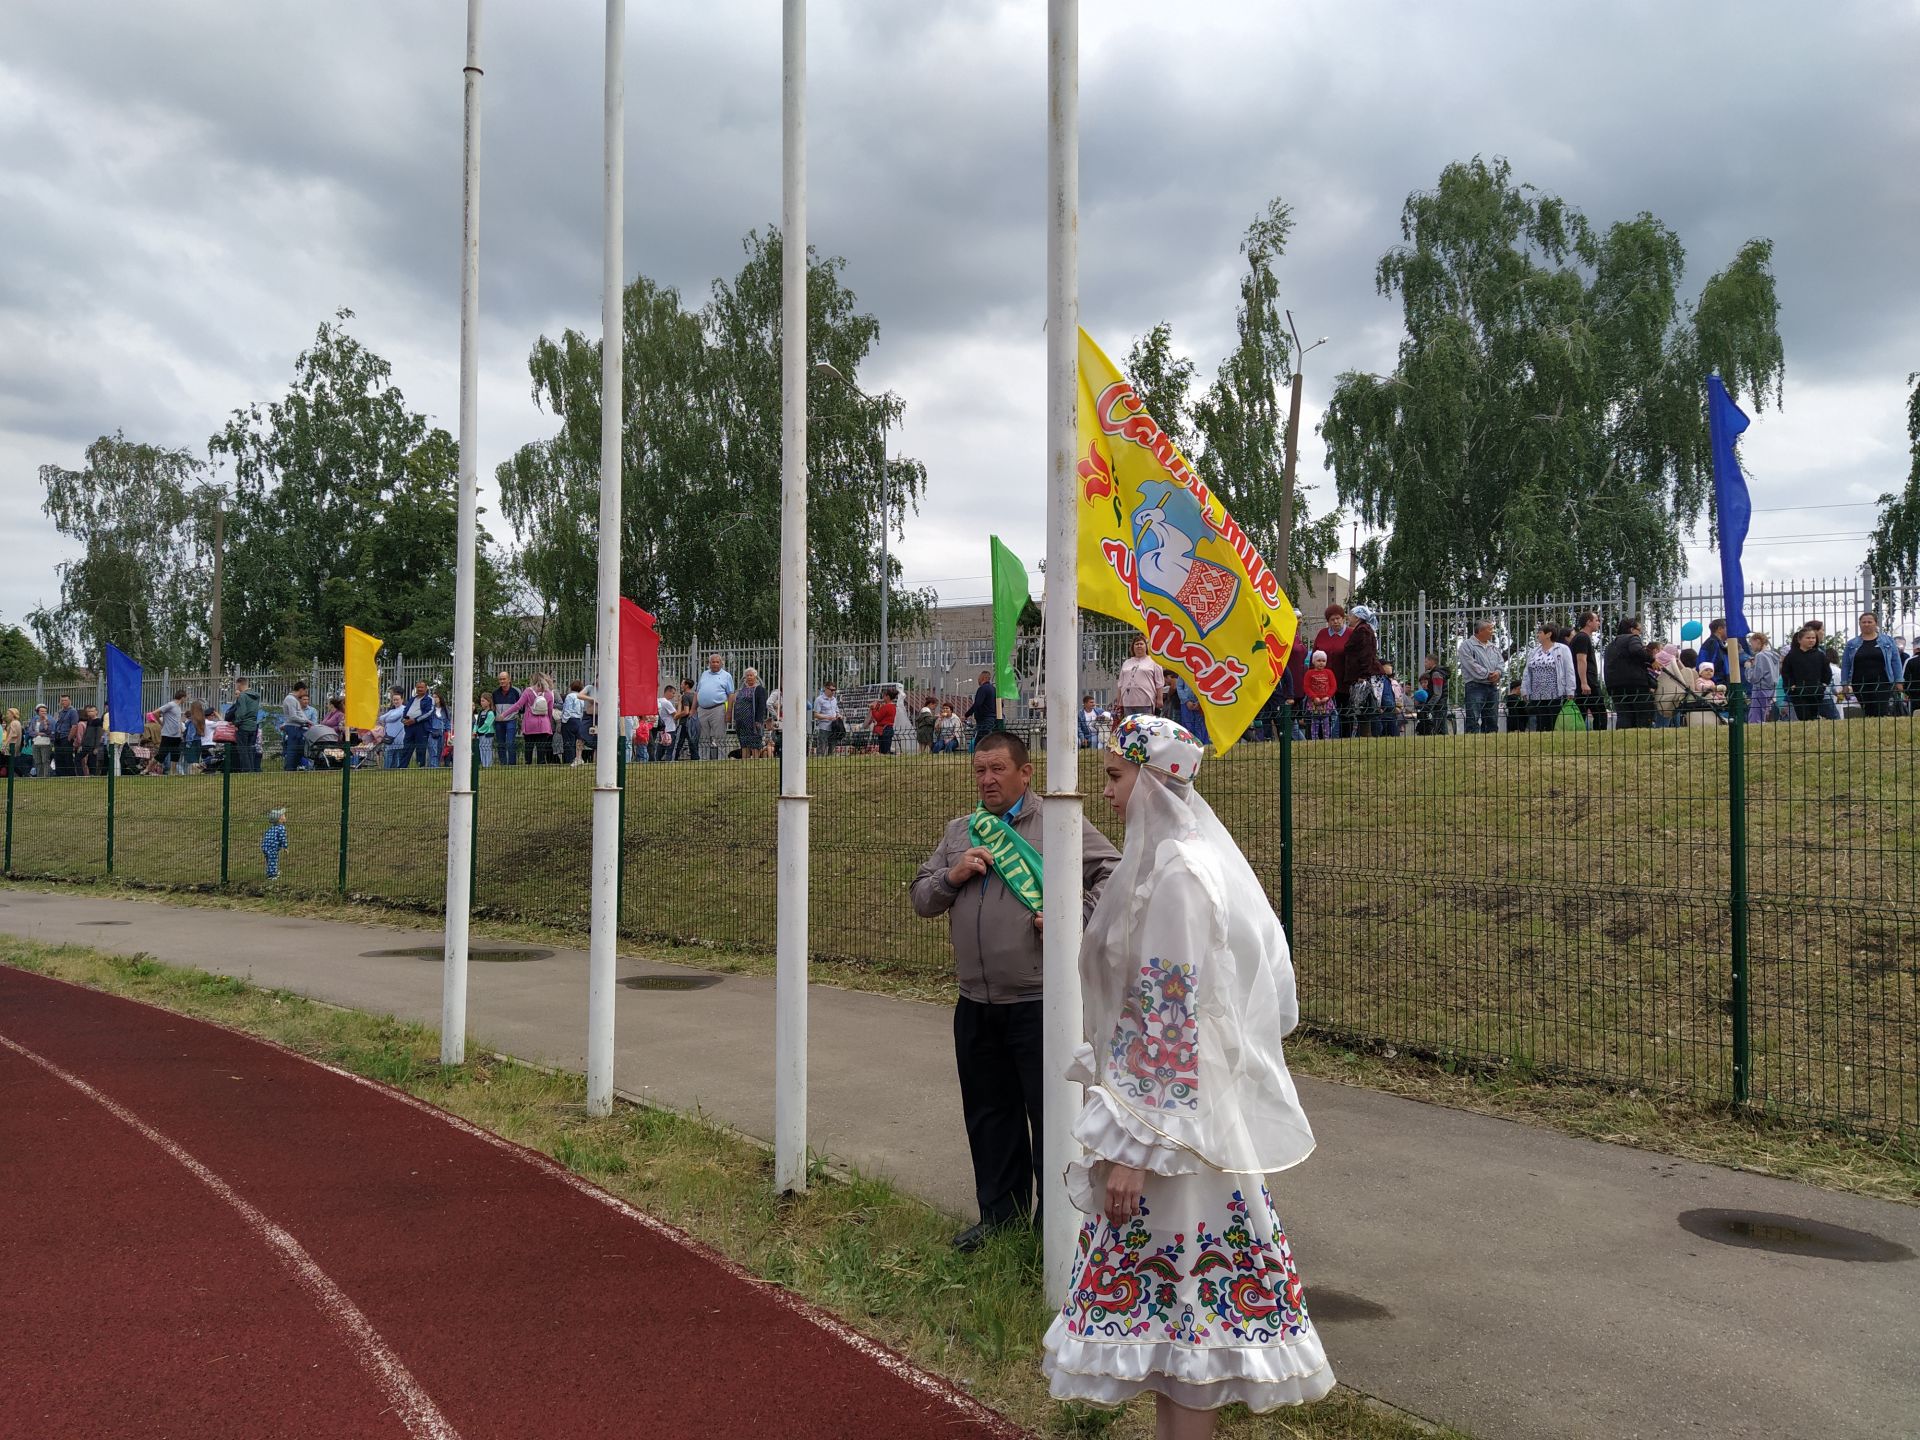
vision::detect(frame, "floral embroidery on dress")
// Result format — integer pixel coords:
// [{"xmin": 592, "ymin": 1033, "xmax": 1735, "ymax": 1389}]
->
[
  {"xmin": 1107, "ymin": 954, "xmax": 1200, "ymax": 1111},
  {"xmin": 1060, "ymin": 1205, "xmax": 1186, "ymax": 1339},
  {"xmin": 1059, "ymin": 1189, "xmax": 1313, "ymax": 1346},
  {"xmin": 1190, "ymin": 1191, "xmax": 1310, "ymax": 1343}
]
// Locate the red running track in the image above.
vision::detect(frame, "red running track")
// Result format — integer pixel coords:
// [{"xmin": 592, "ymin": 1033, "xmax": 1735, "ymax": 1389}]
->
[{"xmin": 0, "ymin": 966, "xmax": 1025, "ymax": 1440}]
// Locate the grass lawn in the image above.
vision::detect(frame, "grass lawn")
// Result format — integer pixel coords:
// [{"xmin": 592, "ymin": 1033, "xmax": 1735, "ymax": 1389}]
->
[
  {"xmin": 6, "ymin": 716, "xmax": 1916, "ymax": 1138},
  {"xmin": 2, "ymin": 940, "xmax": 1459, "ymax": 1440}
]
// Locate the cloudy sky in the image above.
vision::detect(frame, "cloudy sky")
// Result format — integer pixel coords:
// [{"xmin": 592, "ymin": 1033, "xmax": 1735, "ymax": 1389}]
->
[{"xmin": 3, "ymin": 1, "xmax": 1917, "ymax": 637}]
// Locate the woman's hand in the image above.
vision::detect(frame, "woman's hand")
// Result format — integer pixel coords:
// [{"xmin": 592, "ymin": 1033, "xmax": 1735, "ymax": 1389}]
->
[{"xmin": 1103, "ymin": 1163, "xmax": 1145, "ymax": 1228}]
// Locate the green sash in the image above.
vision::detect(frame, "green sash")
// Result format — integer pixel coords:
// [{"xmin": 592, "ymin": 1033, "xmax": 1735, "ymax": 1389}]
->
[{"xmin": 968, "ymin": 805, "xmax": 1046, "ymax": 914}]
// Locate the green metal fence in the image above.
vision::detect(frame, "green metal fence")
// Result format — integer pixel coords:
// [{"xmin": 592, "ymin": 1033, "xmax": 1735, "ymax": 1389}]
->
[{"xmin": 3, "ymin": 697, "xmax": 1914, "ymax": 1139}]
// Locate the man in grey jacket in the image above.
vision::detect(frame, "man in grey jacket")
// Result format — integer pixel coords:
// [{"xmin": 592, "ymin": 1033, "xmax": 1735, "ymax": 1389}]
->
[
  {"xmin": 1456, "ymin": 620, "xmax": 1506, "ymax": 735},
  {"xmin": 912, "ymin": 730, "xmax": 1120, "ymax": 1250}
]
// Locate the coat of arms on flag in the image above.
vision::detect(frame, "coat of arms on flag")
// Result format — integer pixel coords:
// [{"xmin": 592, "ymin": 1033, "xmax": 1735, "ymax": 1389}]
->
[{"xmin": 1076, "ymin": 328, "xmax": 1298, "ymax": 752}]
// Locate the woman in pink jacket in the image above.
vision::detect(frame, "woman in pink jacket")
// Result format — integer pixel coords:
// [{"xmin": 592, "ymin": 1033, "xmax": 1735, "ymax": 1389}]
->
[{"xmin": 501, "ymin": 675, "xmax": 558, "ymax": 764}]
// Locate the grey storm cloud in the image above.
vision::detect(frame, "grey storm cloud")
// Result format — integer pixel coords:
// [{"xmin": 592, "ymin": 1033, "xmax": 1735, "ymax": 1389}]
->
[{"xmin": 2, "ymin": 1, "xmax": 1917, "ymax": 629}]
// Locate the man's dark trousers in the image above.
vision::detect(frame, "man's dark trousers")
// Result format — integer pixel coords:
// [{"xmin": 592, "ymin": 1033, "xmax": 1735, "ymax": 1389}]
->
[
  {"xmin": 1613, "ymin": 690, "xmax": 1655, "ymax": 731},
  {"xmin": 954, "ymin": 995, "xmax": 1043, "ymax": 1227}
]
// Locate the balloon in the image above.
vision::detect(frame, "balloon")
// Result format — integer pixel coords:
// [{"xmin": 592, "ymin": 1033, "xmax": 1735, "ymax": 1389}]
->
[
  {"xmin": 1680, "ymin": 620, "xmax": 1704, "ymax": 642},
  {"xmin": 1413, "ymin": 689, "xmax": 1430, "ymax": 704}
]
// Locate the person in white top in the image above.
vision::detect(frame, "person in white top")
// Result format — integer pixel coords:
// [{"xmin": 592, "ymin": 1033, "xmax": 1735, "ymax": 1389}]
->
[
  {"xmin": 1114, "ymin": 635, "xmax": 1165, "ymax": 714},
  {"xmin": 812, "ymin": 683, "xmax": 845, "ymax": 754},
  {"xmin": 655, "ymin": 686, "xmax": 679, "ymax": 761}
]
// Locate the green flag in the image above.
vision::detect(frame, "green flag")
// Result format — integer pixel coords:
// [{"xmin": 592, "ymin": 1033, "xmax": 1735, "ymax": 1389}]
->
[{"xmin": 990, "ymin": 536, "xmax": 1029, "ymax": 708}]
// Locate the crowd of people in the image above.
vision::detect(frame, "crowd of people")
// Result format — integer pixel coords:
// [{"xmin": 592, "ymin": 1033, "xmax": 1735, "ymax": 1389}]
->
[
  {"xmin": 12, "ymin": 605, "xmax": 1905, "ymax": 782},
  {"xmin": 1261, "ymin": 602, "xmax": 1920, "ymax": 739}
]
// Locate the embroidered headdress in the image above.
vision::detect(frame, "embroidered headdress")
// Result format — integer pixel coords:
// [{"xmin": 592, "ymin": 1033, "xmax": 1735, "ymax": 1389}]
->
[{"xmin": 1107, "ymin": 713, "xmax": 1203, "ymax": 781}]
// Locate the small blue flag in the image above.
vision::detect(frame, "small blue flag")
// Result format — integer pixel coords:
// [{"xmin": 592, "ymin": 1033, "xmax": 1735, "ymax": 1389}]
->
[
  {"xmin": 105, "ymin": 643, "xmax": 144, "ymax": 738},
  {"xmin": 1706, "ymin": 374, "xmax": 1752, "ymax": 641}
]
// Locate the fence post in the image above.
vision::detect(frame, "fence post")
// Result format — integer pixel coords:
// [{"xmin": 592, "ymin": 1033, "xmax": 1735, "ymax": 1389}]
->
[
  {"xmin": 105, "ymin": 744, "xmax": 116, "ymax": 877},
  {"xmin": 219, "ymin": 741, "xmax": 232, "ymax": 885},
  {"xmin": 1278, "ymin": 711, "xmax": 1295, "ymax": 947},
  {"xmin": 1728, "ymin": 677, "xmax": 1751, "ymax": 1107},
  {"xmin": 1625, "ymin": 577, "xmax": 1638, "ymax": 622},
  {"xmin": 4, "ymin": 750, "xmax": 13, "ymax": 874},
  {"xmin": 615, "ymin": 735, "xmax": 627, "ymax": 932},
  {"xmin": 337, "ymin": 752, "xmax": 352, "ymax": 896},
  {"xmin": 468, "ymin": 740, "xmax": 480, "ymax": 907}
]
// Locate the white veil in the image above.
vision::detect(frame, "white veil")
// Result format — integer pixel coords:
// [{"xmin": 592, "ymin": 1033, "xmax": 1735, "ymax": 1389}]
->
[{"xmin": 1079, "ymin": 765, "xmax": 1315, "ymax": 1175}]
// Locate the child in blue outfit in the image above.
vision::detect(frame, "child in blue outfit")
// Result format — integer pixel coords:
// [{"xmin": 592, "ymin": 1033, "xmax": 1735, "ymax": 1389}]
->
[{"xmin": 261, "ymin": 807, "xmax": 290, "ymax": 879}]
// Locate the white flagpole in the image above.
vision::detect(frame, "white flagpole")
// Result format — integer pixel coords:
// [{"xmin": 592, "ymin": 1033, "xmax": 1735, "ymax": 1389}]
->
[
  {"xmin": 774, "ymin": 0, "xmax": 811, "ymax": 1193},
  {"xmin": 441, "ymin": 0, "xmax": 484, "ymax": 1066},
  {"xmin": 586, "ymin": 0, "xmax": 625, "ymax": 1117},
  {"xmin": 1042, "ymin": 0, "xmax": 1083, "ymax": 1307}
]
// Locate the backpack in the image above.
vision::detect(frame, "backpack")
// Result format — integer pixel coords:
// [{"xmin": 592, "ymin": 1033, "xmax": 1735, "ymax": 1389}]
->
[{"xmin": 531, "ymin": 692, "xmax": 550, "ymax": 717}]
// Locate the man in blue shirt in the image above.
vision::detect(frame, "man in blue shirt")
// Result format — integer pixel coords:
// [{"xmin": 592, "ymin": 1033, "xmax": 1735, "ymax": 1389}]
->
[
  {"xmin": 400, "ymin": 681, "xmax": 435, "ymax": 768},
  {"xmin": 694, "ymin": 654, "xmax": 735, "ymax": 761},
  {"xmin": 491, "ymin": 671, "xmax": 521, "ymax": 765},
  {"xmin": 1697, "ymin": 618, "xmax": 1750, "ymax": 690},
  {"xmin": 51, "ymin": 694, "xmax": 78, "ymax": 776}
]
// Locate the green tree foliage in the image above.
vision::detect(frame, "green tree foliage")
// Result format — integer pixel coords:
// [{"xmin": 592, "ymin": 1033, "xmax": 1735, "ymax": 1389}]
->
[
  {"xmin": 1118, "ymin": 201, "xmax": 1341, "ymax": 607},
  {"xmin": 0, "ymin": 622, "xmax": 45, "ymax": 682},
  {"xmin": 497, "ymin": 228, "xmax": 932, "ymax": 647},
  {"xmin": 1191, "ymin": 200, "xmax": 1341, "ymax": 588},
  {"xmin": 28, "ymin": 432, "xmax": 210, "ymax": 670},
  {"xmin": 1322, "ymin": 157, "xmax": 1786, "ymax": 606},
  {"xmin": 209, "ymin": 310, "xmax": 513, "ymax": 668},
  {"xmin": 1123, "ymin": 323, "xmax": 1200, "ymax": 460},
  {"xmin": 1865, "ymin": 375, "xmax": 1920, "ymax": 607}
]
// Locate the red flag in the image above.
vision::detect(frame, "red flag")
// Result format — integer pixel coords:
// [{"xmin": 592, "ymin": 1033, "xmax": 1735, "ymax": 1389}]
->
[{"xmin": 619, "ymin": 598, "xmax": 658, "ymax": 720}]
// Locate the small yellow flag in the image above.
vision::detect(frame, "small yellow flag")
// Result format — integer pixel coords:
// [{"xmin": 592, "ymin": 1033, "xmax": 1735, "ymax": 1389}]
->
[
  {"xmin": 343, "ymin": 627, "xmax": 384, "ymax": 730},
  {"xmin": 1075, "ymin": 328, "xmax": 1299, "ymax": 753}
]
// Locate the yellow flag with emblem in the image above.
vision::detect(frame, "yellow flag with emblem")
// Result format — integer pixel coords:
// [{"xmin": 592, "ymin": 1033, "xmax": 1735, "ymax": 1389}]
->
[{"xmin": 1075, "ymin": 328, "xmax": 1298, "ymax": 753}]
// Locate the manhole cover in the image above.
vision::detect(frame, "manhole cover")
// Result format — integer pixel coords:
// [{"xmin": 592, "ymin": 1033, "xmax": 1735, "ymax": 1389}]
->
[
  {"xmin": 1677, "ymin": 1209, "xmax": 1914, "ymax": 1263},
  {"xmin": 1308, "ymin": 1289, "xmax": 1393, "ymax": 1324},
  {"xmin": 360, "ymin": 945, "xmax": 555, "ymax": 963},
  {"xmin": 80, "ymin": 920, "xmax": 131, "ymax": 926},
  {"xmin": 620, "ymin": 974, "xmax": 722, "ymax": 992}
]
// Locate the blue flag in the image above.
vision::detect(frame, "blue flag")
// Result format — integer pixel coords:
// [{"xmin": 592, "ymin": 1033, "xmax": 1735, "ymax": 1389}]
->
[
  {"xmin": 1706, "ymin": 374, "xmax": 1752, "ymax": 641},
  {"xmin": 105, "ymin": 643, "xmax": 143, "ymax": 739}
]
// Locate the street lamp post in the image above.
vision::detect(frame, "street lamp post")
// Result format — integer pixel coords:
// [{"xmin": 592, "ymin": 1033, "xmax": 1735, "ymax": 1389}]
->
[
  {"xmin": 1278, "ymin": 310, "xmax": 1328, "ymax": 594},
  {"xmin": 814, "ymin": 361, "xmax": 890, "ymax": 688}
]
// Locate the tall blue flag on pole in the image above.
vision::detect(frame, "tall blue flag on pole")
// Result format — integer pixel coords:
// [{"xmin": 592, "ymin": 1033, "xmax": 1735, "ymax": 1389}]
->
[
  {"xmin": 104, "ymin": 642, "xmax": 143, "ymax": 740},
  {"xmin": 1706, "ymin": 373, "xmax": 1752, "ymax": 640}
]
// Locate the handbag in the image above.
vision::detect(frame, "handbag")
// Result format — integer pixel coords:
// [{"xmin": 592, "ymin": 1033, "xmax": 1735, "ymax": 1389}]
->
[{"xmin": 1553, "ymin": 699, "xmax": 1585, "ymax": 732}]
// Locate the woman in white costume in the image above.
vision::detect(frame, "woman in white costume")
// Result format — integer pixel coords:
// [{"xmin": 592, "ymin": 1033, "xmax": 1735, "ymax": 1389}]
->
[{"xmin": 1044, "ymin": 714, "xmax": 1332, "ymax": 1435}]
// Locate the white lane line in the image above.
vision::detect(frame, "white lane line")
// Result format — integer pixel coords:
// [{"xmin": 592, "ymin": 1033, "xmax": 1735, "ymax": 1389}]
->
[{"xmin": 0, "ymin": 1032, "xmax": 461, "ymax": 1440}]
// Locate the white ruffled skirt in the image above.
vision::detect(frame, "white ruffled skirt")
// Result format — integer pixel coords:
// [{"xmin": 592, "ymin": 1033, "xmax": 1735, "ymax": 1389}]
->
[{"xmin": 1043, "ymin": 1087, "xmax": 1334, "ymax": 1413}]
